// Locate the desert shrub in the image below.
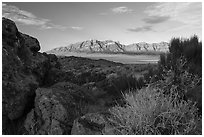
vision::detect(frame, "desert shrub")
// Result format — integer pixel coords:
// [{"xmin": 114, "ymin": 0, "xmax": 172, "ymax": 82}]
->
[
  {"xmin": 152, "ymin": 57, "xmax": 201, "ymax": 99},
  {"xmin": 152, "ymin": 36, "xmax": 202, "ymax": 90},
  {"xmin": 161, "ymin": 35, "xmax": 202, "ymax": 76},
  {"xmin": 147, "ymin": 71, "xmax": 201, "ymax": 115},
  {"xmin": 159, "ymin": 53, "xmax": 166, "ymax": 68},
  {"xmin": 107, "ymin": 87, "xmax": 200, "ymax": 135},
  {"xmin": 76, "ymin": 71, "xmax": 106, "ymax": 85},
  {"xmin": 143, "ymin": 66, "xmax": 159, "ymax": 84},
  {"xmin": 89, "ymin": 64, "xmax": 95, "ymax": 68},
  {"xmin": 150, "ymin": 37, "xmax": 202, "ymax": 102},
  {"xmin": 107, "ymin": 74, "xmax": 145, "ymax": 96},
  {"xmin": 106, "ymin": 35, "xmax": 202, "ymax": 135},
  {"xmin": 147, "ymin": 58, "xmax": 202, "ymax": 116}
]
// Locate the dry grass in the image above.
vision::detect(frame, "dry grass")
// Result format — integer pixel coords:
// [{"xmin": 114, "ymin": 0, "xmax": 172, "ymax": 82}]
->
[{"xmin": 107, "ymin": 87, "xmax": 200, "ymax": 135}]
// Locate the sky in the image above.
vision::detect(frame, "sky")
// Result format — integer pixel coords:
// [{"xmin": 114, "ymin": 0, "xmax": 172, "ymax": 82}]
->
[{"xmin": 2, "ymin": 2, "xmax": 202, "ymax": 52}]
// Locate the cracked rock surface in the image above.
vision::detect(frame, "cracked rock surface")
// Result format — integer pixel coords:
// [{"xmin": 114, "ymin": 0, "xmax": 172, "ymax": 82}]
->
[{"xmin": 24, "ymin": 82, "xmax": 96, "ymax": 134}]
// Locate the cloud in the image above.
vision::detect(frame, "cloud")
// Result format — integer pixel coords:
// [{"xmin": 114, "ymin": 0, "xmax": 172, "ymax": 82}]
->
[
  {"xmin": 70, "ymin": 26, "xmax": 83, "ymax": 30},
  {"xmin": 127, "ymin": 25, "xmax": 153, "ymax": 32},
  {"xmin": 2, "ymin": 3, "xmax": 67, "ymax": 30},
  {"xmin": 143, "ymin": 16, "xmax": 170, "ymax": 24},
  {"xmin": 111, "ymin": 6, "xmax": 133, "ymax": 14},
  {"xmin": 144, "ymin": 2, "xmax": 201, "ymax": 27}
]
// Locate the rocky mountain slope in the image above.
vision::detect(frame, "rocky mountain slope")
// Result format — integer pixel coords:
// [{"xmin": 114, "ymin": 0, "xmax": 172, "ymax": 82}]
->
[
  {"xmin": 47, "ymin": 39, "xmax": 169, "ymax": 54},
  {"xmin": 126, "ymin": 41, "xmax": 169, "ymax": 52}
]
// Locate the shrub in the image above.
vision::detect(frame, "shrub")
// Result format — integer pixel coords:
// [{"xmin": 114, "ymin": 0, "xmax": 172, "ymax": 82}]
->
[
  {"xmin": 76, "ymin": 71, "xmax": 106, "ymax": 85},
  {"xmin": 167, "ymin": 35, "xmax": 201, "ymax": 76},
  {"xmin": 152, "ymin": 57, "xmax": 201, "ymax": 98},
  {"xmin": 107, "ymin": 87, "xmax": 200, "ymax": 135},
  {"xmin": 107, "ymin": 74, "xmax": 145, "ymax": 96}
]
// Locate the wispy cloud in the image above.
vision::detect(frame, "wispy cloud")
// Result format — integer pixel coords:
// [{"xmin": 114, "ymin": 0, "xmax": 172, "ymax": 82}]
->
[
  {"xmin": 111, "ymin": 6, "xmax": 133, "ymax": 14},
  {"xmin": 144, "ymin": 2, "xmax": 201, "ymax": 27},
  {"xmin": 127, "ymin": 25, "xmax": 153, "ymax": 32},
  {"xmin": 70, "ymin": 26, "xmax": 83, "ymax": 30},
  {"xmin": 143, "ymin": 16, "xmax": 170, "ymax": 24},
  {"xmin": 2, "ymin": 3, "xmax": 67, "ymax": 30}
]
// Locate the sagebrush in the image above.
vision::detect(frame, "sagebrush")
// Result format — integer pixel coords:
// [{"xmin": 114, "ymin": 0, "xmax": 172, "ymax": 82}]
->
[{"xmin": 108, "ymin": 87, "xmax": 200, "ymax": 135}]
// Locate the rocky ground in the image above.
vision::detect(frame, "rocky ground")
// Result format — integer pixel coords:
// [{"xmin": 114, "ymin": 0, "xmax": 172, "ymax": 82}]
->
[{"xmin": 2, "ymin": 17, "xmax": 156, "ymax": 135}]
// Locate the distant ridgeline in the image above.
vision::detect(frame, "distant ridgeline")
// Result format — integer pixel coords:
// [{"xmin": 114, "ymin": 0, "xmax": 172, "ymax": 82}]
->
[{"xmin": 47, "ymin": 39, "xmax": 169, "ymax": 55}]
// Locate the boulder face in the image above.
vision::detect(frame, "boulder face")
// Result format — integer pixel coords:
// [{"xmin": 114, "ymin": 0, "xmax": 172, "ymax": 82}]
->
[
  {"xmin": 71, "ymin": 112, "xmax": 118, "ymax": 135},
  {"xmin": 2, "ymin": 17, "xmax": 61, "ymax": 134},
  {"xmin": 24, "ymin": 82, "xmax": 96, "ymax": 135},
  {"xmin": 71, "ymin": 113, "xmax": 107, "ymax": 135},
  {"xmin": 20, "ymin": 33, "xmax": 41, "ymax": 53}
]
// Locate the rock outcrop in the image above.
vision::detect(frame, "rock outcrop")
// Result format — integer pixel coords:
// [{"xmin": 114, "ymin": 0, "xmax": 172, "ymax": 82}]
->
[
  {"xmin": 71, "ymin": 112, "xmax": 123, "ymax": 135},
  {"xmin": 71, "ymin": 113, "xmax": 112, "ymax": 135},
  {"xmin": 20, "ymin": 33, "xmax": 41, "ymax": 53},
  {"xmin": 24, "ymin": 82, "xmax": 97, "ymax": 134},
  {"xmin": 2, "ymin": 17, "xmax": 61, "ymax": 134}
]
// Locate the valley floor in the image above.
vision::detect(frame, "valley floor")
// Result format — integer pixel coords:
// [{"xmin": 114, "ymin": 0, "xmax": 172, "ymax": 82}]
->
[{"xmin": 51, "ymin": 52, "xmax": 160, "ymax": 64}]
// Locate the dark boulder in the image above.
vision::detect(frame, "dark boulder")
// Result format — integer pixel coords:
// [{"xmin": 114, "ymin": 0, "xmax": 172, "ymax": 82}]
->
[
  {"xmin": 24, "ymin": 82, "xmax": 96, "ymax": 135},
  {"xmin": 2, "ymin": 17, "xmax": 62, "ymax": 134},
  {"xmin": 21, "ymin": 33, "xmax": 41, "ymax": 53},
  {"xmin": 2, "ymin": 17, "xmax": 37, "ymax": 134},
  {"xmin": 71, "ymin": 113, "xmax": 116, "ymax": 135}
]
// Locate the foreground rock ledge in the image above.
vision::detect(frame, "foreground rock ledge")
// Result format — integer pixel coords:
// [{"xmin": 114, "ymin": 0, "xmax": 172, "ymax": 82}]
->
[
  {"xmin": 71, "ymin": 113, "xmax": 109, "ymax": 135},
  {"xmin": 2, "ymin": 17, "xmax": 61, "ymax": 134},
  {"xmin": 24, "ymin": 82, "xmax": 97, "ymax": 135}
]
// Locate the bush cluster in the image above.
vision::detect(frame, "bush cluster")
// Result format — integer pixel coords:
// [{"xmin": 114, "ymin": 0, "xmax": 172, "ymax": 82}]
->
[
  {"xmin": 159, "ymin": 35, "xmax": 202, "ymax": 76},
  {"xmin": 108, "ymin": 87, "xmax": 200, "ymax": 135},
  {"xmin": 107, "ymin": 35, "xmax": 202, "ymax": 135}
]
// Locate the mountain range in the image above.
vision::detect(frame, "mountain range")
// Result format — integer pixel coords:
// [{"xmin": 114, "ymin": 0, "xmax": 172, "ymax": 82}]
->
[{"xmin": 47, "ymin": 39, "xmax": 169, "ymax": 54}]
